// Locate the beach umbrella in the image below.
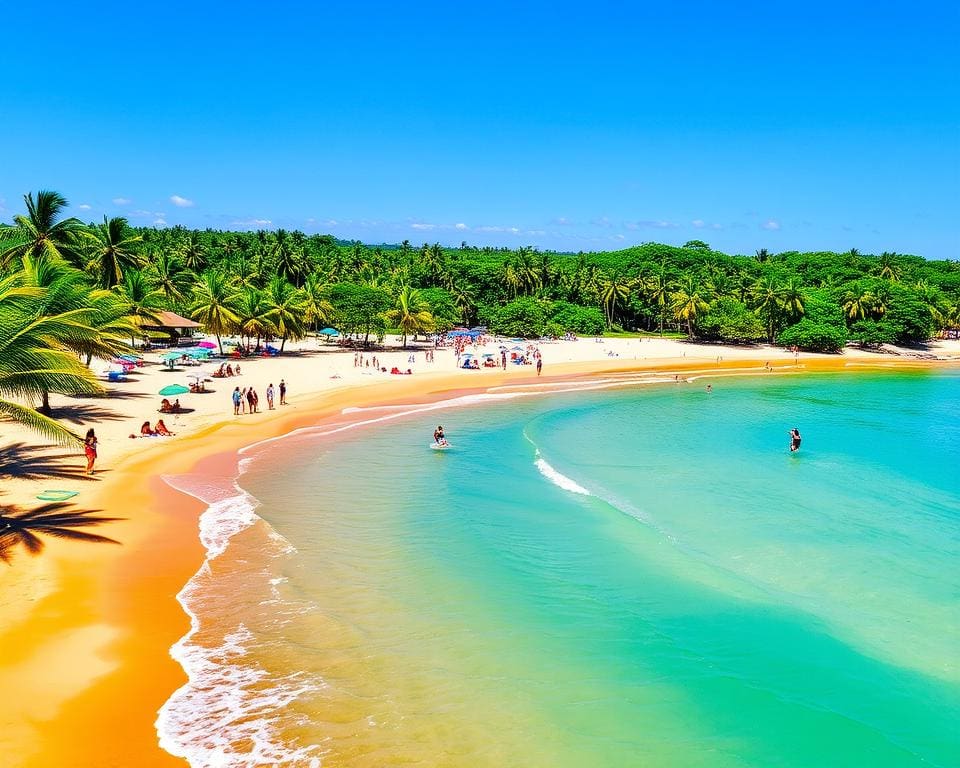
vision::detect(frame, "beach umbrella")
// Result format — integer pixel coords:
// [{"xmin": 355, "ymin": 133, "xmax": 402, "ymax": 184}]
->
[
  {"xmin": 159, "ymin": 384, "xmax": 189, "ymax": 396},
  {"xmin": 482, "ymin": 353, "xmax": 494, "ymax": 358},
  {"xmin": 161, "ymin": 351, "xmax": 182, "ymax": 361},
  {"xmin": 197, "ymin": 341, "xmax": 217, "ymax": 349},
  {"xmin": 511, "ymin": 346, "xmax": 524, "ymax": 351}
]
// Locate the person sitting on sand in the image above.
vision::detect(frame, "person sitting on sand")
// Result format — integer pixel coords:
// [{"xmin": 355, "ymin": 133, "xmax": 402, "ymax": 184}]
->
[
  {"xmin": 140, "ymin": 420, "xmax": 156, "ymax": 436},
  {"xmin": 160, "ymin": 398, "xmax": 173, "ymax": 413},
  {"xmin": 155, "ymin": 419, "xmax": 174, "ymax": 436},
  {"xmin": 226, "ymin": 364, "xmax": 234, "ymax": 376}
]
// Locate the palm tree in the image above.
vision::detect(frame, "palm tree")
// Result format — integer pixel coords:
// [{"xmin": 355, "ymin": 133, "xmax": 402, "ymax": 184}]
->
[
  {"xmin": 234, "ymin": 287, "xmax": 274, "ymax": 349},
  {"xmin": 114, "ymin": 269, "xmax": 165, "ymax": 344},
  {"xmin": 671, "ymin": 276, "xmax": 710, "ymax": 337},
  {"xmin": 190, "ymin": 271, "xmax": 240, "ymax": 354},
  {"xmin": 754, "ymin": 248, "xmax": 770, "ymax": 263},
  {"xmin": 0, "ymin": 190, "xmax": 85, "ymax": 269},
  {"xmin": 841, "ymin": 287, "xmax": 875, "ymax": 321},
  {"xmin": 645, "ymin": 266, "xmax": 671, "ymax": 335},
  {"xmin": 877, "ymin": 252, "xmax": 902, "ymax": 282},
  {"xmin": 599, "ymin": 272, "xmax": 633, "ymax": 329},
  {"xmin": 302, "ymin": 273, "xmax": 334, "ymax": 331},
  {"xmin": 149, "ymin": 250, "xmax": 192, "ymax": 305},
  {"xmin": 82, "ymin": 216, "xmax": 144, "ymax": 288},
  {"xmin": 0, "ymin": 272, "xmax": 105, "ymax": 440},
  {"xmin": 750, "ymin": 276, "xmax": 787, "ymax": 342},
  {"xmin": 179, "ymin": 232, "xmax": 208, "ymax": 273},
  {"xmin": 0, "ymin": 503, "xmax": 121, "ymax": 564},
  {"xmin": 264, "ymin": 276, "xmax": 307, "ymax": 352},
  {"xmin": 386, "ymin": 286, "xmax": 435, "ymax": 348}
]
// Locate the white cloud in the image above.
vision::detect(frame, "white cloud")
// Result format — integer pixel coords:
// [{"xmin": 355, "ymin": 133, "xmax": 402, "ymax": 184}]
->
[
  {"xmin": 78, "ymin": 203, "xmax": 92, "ymax": 211},
  {"xmin": 153, "ymin": 218, "xmax": 167, "ymax": 226},
  {"xmin": 455, "ymin": 222, "xmax": 468, "ymax": 231},
  {"xmin": 526, "ymin": 229, "xmax": 546, "ymax": 236},
  {"xmin": 411, "ymin": 222, "xmax": 436, "ymax": 231},
  {"xmin": 691, "ymin": 219, "xmax": 706, "ymax": 228},
  {"xmin": 626, "ymin": 220, "xmax": 679, "ymax": 230},
  {"xmin": 761, "ymin": 219, "xmax": 781, "ymax": 231},
  {"xmin": 170, "ymin": 195, "xmax": 194, "ymax": 208},
  {"xmin": 552, "ymin": 217, "xmax": 573, "ymax": 226},
  {"xmin": 230, "ymin": 218, "xmax": 272, "ymax": 227},
  {"xmin": 112, "ymin": 197, "xmax": 131, "ymax": 205},
  {"xmin": 591, "ymin": 216, "xmax": 613, "ymax": 228},
  {"xmin": 711, "ymin": 223, "xmax": 724, "ymax": 230}
]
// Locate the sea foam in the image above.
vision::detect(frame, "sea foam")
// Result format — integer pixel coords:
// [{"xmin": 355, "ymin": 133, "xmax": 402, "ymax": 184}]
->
[{"xmin": 157, "ymin": 473, "xmax": 324, "ymax": 767}]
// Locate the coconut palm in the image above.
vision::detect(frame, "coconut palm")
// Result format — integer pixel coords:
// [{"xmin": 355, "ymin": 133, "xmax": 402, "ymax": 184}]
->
[
  {"xmin": 301, "ymin": 273, "xmax": 334, "ymax": 331},
  {"xmin": 234, "ymin": 287, "xmax": 274, "ymax": 349},
  {"xmin": 190, "ymin": 271, "xmax": 240, "ymax": 354},
  {"xmin": 0, "ymin": 273, "xmax": 105, "ymax": 441},
  {"xmin": 750, "ymin": 276, "xmax": 788, "ymax": 342},
  {"xmin": 599, "ymin": 272, "xmax": 634, "ymax": 329},
  {"xmin": 114, "ymin": 269, "xmax": 165, "ymax": 344},
  {"xmin": 0, "ymin": 503, "xmax": 121, "ymax": 564},
  {"xmin": 671, "ymin": 276, "xmax": 711, "ymax": 337},
  {"xmin": 179, "ymin": 231, "xmax": 208, "ymax": 272},
  {"xmin": 386, "ymin": 286, "xmax": 435, "ymax": 348},
  {"xmin": 264, "ymin": 276, "xmax": 307, "ymax": 352},
  {"xmin": 841, "ymin": 287, "xmax": 875, "ymax": 321},
  {"xmin": 148, "ymin": 250, "xmax": 193, "ymax": 305},
  {"xmin": 82, "ymin": 216, "xmax": 144, "ymax": 288},
  {"xmin": 0, "ymin": 190, "xmax": 85, "ymax": 269},
  {"xmin": 644, "ymin": 266, "xmax": 671, "ymax": 335}
]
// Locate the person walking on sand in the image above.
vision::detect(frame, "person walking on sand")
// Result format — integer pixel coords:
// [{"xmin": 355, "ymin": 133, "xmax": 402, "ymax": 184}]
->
[
  {"xmin": 536, "ymin": 357, "xmax": 542, "ymax": 376},
  {"xmin": 279, "ymin": 379, "xmax": 287, "ymax": 405},
  {"xmin": 266, "ymin": 383, "xmax": 275, "ymax": 410},
  {"xmin": 252, "ymin": 387, "xmax": 260, "ymax": 413},
  {"xmin": 246, "ymin": 387, "xmax": 255, "ymax": 414},
  {"xmin": 83, "ymin": 428, "xmax": 98, "ymax": 475},
  {"xmin": 232, "ymin": 386, "xmax": 242, "ymax": 415}
]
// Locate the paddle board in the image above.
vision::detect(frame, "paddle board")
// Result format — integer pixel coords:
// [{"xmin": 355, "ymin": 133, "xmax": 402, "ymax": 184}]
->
[{"xmin": 430, "ymin": 442, "xmax": 452, "ymax": 450}]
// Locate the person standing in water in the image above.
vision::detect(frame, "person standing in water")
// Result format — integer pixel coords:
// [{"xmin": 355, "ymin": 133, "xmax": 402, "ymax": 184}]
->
[
  {"xmin": 83, "ymin": 428, "xmax": 98, "ymax": 475},
  {"xmin": 433, "ymin": 425, "xmax": 447, "ymax": 445},
  {"xmin": 789, "ymin": 428, "xmax": 802, "ymax": 452}
]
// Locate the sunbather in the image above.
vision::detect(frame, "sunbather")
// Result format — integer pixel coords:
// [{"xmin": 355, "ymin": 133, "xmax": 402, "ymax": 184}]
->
[
  {"xmin": 155, "ymin": 419, "xmax": 175, "ymax": 436},
  {"xmin": 140, "ymin": 421, "xmax": 156, "ymax": 436}
]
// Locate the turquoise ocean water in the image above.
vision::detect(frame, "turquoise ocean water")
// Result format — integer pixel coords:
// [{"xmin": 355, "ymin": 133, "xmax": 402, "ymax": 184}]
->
[{"xmin": 158, "ymin": 370, "xmax": 960, "ymax": 767}]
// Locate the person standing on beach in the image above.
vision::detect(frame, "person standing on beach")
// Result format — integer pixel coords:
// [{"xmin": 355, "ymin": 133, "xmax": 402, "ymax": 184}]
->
[
  {"xmin": 789, "ymin": 428, "xmax": 802, "ymax": 452},
  {"xmin": 279, "ymin": 379, "xmax": 287, "ymax": 405},
  {"xmin": 240, "ymin": 387, "xmax": 248, "ymax": 414},
  {"xmin": 83, "ymin": 428, "xmax": 98, "ymax": 475},
  {"xmin": 536, "ymin": 357, "xmax": 542, "ymax": 376},
  {"xmin": 232, "ymin": 387, "xmax": 242, "ymax": 415},
  {"xmin": 501, "ymin": 350, "xmax": 507, "ymax": 369},
  {"xmin": 266, "ymin": 383, "xmax": 275, "ymax": 410}
]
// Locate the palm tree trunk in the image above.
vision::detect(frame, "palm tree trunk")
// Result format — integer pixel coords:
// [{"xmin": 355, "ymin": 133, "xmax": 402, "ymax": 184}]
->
[
  {"xmin": 39, "ymin": 389, "xmax": 51, "ymax": 416},
  {"xmin": 216, "ymin": 334, "xmax": 223, "ymax": 355},
  {"xmin": 280, "ymin": 334, "xmax": 287, "ymax": 353}
]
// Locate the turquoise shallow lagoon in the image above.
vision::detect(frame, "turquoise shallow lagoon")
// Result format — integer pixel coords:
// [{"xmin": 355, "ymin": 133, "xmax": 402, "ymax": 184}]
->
[{"xmin": 162, "ymin": 370, "xmax": 960, "ymax": 767}]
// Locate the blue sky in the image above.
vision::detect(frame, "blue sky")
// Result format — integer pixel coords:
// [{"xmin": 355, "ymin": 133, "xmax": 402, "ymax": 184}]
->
[{"xmin": 1, "ymin": 1, "xmax": 958, "ymax": 257}]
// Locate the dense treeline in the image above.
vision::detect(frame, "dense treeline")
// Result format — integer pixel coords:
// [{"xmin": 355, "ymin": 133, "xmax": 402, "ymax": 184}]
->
[{"xmin": 1, "ymin": 190, "xmax": 959, "ymax": 440}]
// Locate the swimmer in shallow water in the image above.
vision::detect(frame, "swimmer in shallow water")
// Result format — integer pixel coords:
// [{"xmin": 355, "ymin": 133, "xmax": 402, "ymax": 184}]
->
[{"xmin": 789, "ymin": 427, "xmax": 802, "ymax": 452}]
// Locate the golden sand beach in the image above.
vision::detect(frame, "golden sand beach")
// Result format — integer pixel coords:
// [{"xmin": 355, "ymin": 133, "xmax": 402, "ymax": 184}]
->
[{"xmin": 2, "ymin": 335, "xmax": 957, "ymax": 767}]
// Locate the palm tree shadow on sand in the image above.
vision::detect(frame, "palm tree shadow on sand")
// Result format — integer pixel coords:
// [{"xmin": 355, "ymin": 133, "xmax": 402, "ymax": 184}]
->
[{"xmin": 0, "ymin": 502, "xmax": 123, "ymax": 564}]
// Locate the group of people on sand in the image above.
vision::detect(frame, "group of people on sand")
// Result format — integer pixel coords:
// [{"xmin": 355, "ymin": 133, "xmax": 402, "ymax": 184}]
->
[
  {"xmin": 213, "ymin": 362, "xmax": 241, "ymax": 378},
  {"xmin": 232, "ymin": 379, "xmax": 287, "ymax": 415},
  {"xmin": 160, "ymin": 398, "xmax": 183, "ymax": 414},
  {"xmin": 135, "ymin": 420, "xmax": 175, "ymax": 438}
]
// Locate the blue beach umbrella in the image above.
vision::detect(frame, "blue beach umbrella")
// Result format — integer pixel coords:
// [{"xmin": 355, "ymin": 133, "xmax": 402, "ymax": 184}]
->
[{"xmin": 319, "ymin": 328, "xmax": 340, "ymax": 336}]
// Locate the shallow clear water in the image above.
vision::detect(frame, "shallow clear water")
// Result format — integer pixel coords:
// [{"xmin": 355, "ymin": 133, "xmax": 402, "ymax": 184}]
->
[{"xmin": 160, "ymin": 370, "xmax": 960, "ymax": 767}]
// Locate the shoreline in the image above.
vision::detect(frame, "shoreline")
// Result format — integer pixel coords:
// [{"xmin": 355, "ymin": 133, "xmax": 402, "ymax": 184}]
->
[{"xmin": 2, "ymin": 352, "xmax": 958, "ymax": 767}]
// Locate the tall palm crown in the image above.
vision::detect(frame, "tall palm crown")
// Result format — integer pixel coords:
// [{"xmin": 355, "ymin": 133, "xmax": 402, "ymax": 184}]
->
[
  {"xmin": 83, "ymin": 216, "xmax": 144, "ymax": 288},
  {"xmin": 190, "ymin": 271, "xmax": 240, "ymax": 354},
  {"xmin": 265, "ymin": 276, "xmax": 307, "ymax": 351},
  {"xmin": 0, "ymin": 190, "xmax": 85, "ymax": 269},
  {"xmin": 0, "ymin": 271, "xmax": 105, "ymax": 441},
  {"xmin": 386, "ymin": 286, "xmax": 435, "ymax": 348}
]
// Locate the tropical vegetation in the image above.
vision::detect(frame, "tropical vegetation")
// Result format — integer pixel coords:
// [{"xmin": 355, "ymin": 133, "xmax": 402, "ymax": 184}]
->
[{"xmin": 1, "ymin": 189, "xmax": 959, "ymax": 441}]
